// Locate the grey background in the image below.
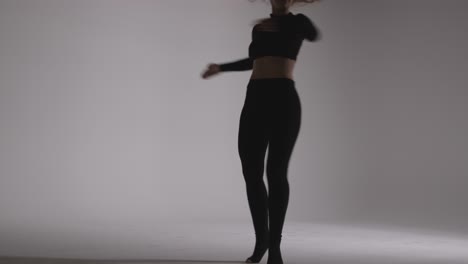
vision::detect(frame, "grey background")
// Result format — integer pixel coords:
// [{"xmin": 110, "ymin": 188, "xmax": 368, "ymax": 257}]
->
[{"xmin": 1, "ymin": 0, "xmax": 467, "ymax": 257}]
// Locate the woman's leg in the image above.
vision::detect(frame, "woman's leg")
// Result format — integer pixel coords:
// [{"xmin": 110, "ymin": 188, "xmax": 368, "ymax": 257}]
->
[
  {"xmin": 265, "ymin": 81, "xmax": 301, "ymax": 264},
  {"xmin": 238, "ymin": 85, "xmax": 270, "ymax": 263}
]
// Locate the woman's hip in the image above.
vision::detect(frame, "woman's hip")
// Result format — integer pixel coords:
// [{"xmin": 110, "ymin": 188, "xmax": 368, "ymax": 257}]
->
[{"xmin": 244, "ymin": 78, "xmax": 301, "ymax": 111}]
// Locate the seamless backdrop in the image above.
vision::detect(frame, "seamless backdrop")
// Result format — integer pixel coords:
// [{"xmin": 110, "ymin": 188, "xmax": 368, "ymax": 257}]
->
[{"xmin": 1, "ymin": 0, "xmax": 468, "ymax": 257}]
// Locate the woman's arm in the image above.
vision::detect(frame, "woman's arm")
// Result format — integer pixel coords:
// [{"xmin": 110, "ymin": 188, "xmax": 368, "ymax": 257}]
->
[
  {"xmin": 297, "ymin": 13, "xmax": 320, "ymax": 42},
  {"xmin": 218, "ymin": 57, "xmax": 254, "ymax": 72}
]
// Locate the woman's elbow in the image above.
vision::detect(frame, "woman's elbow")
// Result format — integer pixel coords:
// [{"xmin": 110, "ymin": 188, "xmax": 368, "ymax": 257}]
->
[{"xmin": 306, "ymin": 30, "xmax": 321, "ymax": 42}]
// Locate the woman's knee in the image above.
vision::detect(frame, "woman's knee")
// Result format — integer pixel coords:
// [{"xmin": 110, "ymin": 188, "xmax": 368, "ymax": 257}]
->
[
  {"xmin": 241, "ymin": 163, "xmax": 265, "ymax": 182},
  {"xmin": 266, "ymin": 169, "xmax": 289, "ymax": 186}
]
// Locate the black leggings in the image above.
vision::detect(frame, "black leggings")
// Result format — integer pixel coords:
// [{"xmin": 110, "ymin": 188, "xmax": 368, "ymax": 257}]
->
[{"xmin": 238, "ymin": 78, "xmax": 301, "ymax": 248}]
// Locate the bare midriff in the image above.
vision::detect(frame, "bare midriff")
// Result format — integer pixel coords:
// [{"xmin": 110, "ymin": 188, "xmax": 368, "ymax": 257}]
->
[{"xmin": 250, "ymin": 56, "xmax": 296, "ymax": 80}]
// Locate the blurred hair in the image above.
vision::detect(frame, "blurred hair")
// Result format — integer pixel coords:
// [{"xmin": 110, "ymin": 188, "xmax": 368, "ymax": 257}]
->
[
  {"xmin": 249, "ymin": 0, "xmax": 320, "ymax": 26},
  {"xmin": 248, "ymin": 0, "xmax": 320, "ymax": 5}
]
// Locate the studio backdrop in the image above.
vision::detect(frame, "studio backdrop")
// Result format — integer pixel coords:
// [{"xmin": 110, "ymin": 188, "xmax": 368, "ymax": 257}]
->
[{"xmin": 1, "ymin": 0, "xmax": 467, "ymax": 257}]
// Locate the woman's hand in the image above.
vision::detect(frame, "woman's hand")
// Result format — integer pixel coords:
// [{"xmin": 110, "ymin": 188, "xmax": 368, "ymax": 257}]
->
[{"xmin": 201, "ymin": 63, "xmax": 221, "ymax": 79}]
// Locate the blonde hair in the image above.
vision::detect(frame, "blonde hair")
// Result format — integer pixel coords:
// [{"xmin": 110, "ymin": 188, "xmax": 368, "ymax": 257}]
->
[{"xmin": 249, "ymin": 0, "xmax": 320, "ymax": 26}]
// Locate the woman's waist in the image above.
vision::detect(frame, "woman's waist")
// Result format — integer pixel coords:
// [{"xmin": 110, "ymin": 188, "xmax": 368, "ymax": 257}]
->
[{"xmin": 251, "ymin": 56, "xmax": 295, "ymax": 80}]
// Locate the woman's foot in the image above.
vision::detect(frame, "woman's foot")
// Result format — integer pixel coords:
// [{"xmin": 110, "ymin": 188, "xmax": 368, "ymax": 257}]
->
[
  {"xmin": 267, "ymin": 247, "xmax": 283, "ymax": 264},
  {"xmin": 267, "ymin": 234, "xmax": 283, "ymax": 264},
  {"xmin": 245, "ymin": 240, "xmax": 269, "ymax": 263}
]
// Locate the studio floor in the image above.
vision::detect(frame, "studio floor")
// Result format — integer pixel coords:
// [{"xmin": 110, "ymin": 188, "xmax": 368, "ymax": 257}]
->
[{"xmin": 1, "ymin": 220, "xmax": 467, "ymax": 264}]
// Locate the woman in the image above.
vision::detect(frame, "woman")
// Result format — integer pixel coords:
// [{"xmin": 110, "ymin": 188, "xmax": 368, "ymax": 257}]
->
[{"xmin": 201, "ymin": 0, "xmax": 320, "ymax": 263}]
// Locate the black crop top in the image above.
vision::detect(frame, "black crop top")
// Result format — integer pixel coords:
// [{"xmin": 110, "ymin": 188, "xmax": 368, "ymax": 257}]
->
[{"xmin": 219, "ymin": 12, "xmax": 319, "ymax": 72}]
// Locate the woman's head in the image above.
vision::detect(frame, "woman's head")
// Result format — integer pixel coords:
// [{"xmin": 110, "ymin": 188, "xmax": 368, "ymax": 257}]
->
[
  {"xmin": 249, "ymin": 0, "xmax": 320, "ymax": 26},
  {"xmin": 250, "ymin": 0, "xmax": 320, "ymax": 9},
  {"xmin": 271, "ymin": 0, "xmax": 295, "ymax": 10}
]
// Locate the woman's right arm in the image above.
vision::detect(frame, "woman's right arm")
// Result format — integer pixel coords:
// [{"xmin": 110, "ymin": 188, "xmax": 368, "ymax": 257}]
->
[
  {"xmin": 201, "ymin": 57, "xmax": 253, "ymax": 79},
  {"xmin": 218, "ymin": 57, "xmax": 254, "ymax": 72}
]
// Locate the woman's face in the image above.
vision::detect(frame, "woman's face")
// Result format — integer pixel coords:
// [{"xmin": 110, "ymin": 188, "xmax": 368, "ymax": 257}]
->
[{"xmin": 270, "ymin": 0, "xmax": 294, "ymax": 10}]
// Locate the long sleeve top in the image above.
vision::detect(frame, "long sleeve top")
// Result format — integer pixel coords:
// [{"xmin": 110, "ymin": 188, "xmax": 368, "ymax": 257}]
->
[{"xmin": 218, "ymin": 12, "xmax": 319, "ymax": 72}]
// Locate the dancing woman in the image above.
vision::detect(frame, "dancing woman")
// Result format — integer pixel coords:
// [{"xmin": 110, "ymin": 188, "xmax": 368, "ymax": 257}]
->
[{"xmin": 201, "ymin": 0, "xmax": 321, "ymax": 263}]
